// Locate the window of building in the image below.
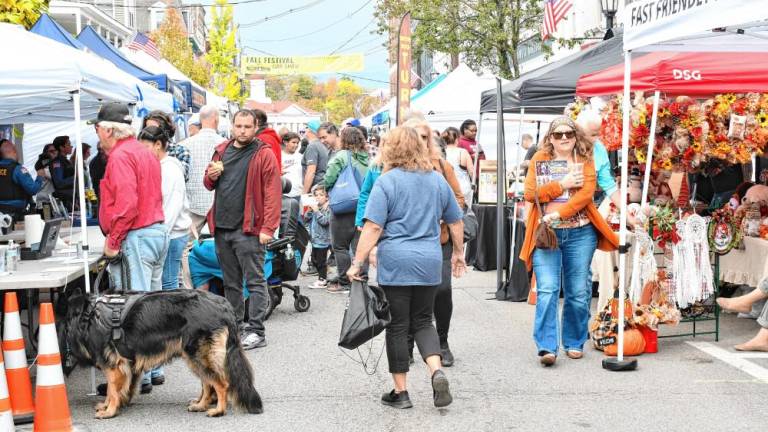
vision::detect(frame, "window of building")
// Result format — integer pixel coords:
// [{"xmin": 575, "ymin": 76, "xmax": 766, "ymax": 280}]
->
[{"xmin": 149, "ymin": 2, "xmax": 166, "ymax": 31}]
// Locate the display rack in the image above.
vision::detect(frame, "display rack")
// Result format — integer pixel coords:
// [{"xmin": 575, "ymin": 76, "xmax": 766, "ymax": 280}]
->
[{"xmin": 647, "ymin": 220, "xmax": 720, "ymax": 341}]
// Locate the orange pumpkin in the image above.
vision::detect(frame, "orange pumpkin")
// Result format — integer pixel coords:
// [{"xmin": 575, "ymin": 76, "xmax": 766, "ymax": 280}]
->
[{"xmin": 604, "ymin": 328, "xmax": 646, "ymax": 357}]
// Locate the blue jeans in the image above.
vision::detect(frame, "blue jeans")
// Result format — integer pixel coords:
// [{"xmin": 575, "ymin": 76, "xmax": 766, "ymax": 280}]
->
[
  {"xmin": 108, "ymin": 223, "xmax": 169, "ymax": 383},
  {"xmin": 162, "ymin": 234, "xmax": 189, "ymax": 290},
  {"xmin": 109, "ymin": 223, "xmax": 169, "ymax": 292},
  {"xmin": 532, "ymin": 224, "xmax": 597, "ymax": 355}
]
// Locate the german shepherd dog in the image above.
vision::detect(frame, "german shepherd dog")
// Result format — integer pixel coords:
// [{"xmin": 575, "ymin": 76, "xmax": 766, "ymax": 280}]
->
[{"xmin": 62, "ymin": 288, "xmax": 263, "ymax": 419}]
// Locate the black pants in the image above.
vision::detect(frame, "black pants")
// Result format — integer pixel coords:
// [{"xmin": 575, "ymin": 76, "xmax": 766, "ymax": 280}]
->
[
  {"xmin": 383, "ymin": 284, "xmax": 441, "ymax": 374},
  {"xmin": 330, "ymin": 212, "xmax": 356, "ymax": 286},
  {"xmin": 311, "ymin": 246, "xmax": 329, "ymax": 280},
  {"xmin": 408, "ymin": 243, "xmax": 453, "ymax": 352},
  {"xmin": 214, "ymin": 228, "xmax": 268, "ymax": 337},
  {"xmin": 434, "ymin": 242, "xmax": 453, "ymax": 343}
]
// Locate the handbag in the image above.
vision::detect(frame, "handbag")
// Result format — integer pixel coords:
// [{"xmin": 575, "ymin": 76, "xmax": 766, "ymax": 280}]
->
[
  {"xmin": 338, "ymin": 280, "xmax": 391, "ymax": 350},
  {"xmin": 329, "ymin": 152, "xmax": 363, "ymax": 215},
  {"xmin": 533, "ymin": 189, "xmax": 558, "ymax": 249}
]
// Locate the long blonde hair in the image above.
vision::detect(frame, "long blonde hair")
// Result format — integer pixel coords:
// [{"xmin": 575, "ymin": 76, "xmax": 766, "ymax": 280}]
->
[
  {"xmin": 381, "ymin": 127, "xmax": 432, "ymax": 172},
  {"xmin": 539, "ymin": 116, "xmax": 593, "ymax": 161},
  {"xmin": 402, "ymin": 118, "xmax": 441, "ymax": 159}
]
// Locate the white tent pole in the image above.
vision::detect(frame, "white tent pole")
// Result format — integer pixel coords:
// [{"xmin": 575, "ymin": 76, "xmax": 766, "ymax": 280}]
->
[
  {"xmin": 510, "ymin": 108, "xmax": 525, "ymax": 274},
  {"xmin": 72, "ymin": 88, "xmax": 96, "ymax": 396},
  {"xmin": 617, "ymin": 50, "xmax": 633, "ymax": 363},
  {"xmin": 641, "ymin": 91, "xmax": 661, "ymax": 208}
]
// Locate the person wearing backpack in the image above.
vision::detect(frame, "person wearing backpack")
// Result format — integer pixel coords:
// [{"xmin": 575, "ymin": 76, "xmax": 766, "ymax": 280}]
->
[{"xmin": 323, "ymin": 127, "xmax": 369, "ymax": 293}]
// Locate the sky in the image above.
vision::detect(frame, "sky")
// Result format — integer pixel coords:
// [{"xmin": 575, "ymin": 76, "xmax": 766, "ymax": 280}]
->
[{"xmin": 229, "ymin": 0, "xmax": 390, "ymax": 90}]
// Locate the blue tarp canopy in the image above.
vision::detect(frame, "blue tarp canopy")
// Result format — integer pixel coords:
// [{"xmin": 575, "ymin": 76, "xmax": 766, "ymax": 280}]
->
[
  {"xmin": 29, "ymin": 13, "xmax": 86, "ymax": 50},
  {"xmin": 76, "ymin": 26, "xmax": 187, "ymax": 112}
]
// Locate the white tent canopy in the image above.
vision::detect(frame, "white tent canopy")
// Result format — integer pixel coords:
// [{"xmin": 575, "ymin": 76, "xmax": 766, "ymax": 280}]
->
[
  {"xmin": 362, "ymin": 64, "xmax": 498, "ymax": 130},
  {"xmin": 0, "ymin": 23, "xmax": 172, "ymax": 124}
]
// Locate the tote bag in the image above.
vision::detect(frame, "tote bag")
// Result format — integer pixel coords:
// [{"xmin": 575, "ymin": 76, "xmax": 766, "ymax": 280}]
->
[
  {"xmin": 329, "ymin": 152, "xmax": 363, "ymax": 215},
  {"xmin": 338, "ymin": 280, "xmax": 391, "ymax": 350}
]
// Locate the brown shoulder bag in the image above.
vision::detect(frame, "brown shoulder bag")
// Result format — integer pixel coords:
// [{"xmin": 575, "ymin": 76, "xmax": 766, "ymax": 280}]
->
[{"xmin": 534, "ymin": 188, "xmax": 558, "ymax": 249}]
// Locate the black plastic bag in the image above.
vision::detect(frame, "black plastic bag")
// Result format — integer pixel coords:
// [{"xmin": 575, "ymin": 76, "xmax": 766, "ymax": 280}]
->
[{"xmin": 338, "ymin": 280, "xmax": 391, "ymax": 350}]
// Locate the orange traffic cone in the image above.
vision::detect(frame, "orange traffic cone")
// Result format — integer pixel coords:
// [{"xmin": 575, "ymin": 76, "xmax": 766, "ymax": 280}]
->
[
  {"xmin": 0, "ymin": 349, "xmax": 16, "ymax": 431},
  {"xmin": 32, "ymin": 303, "xmax": 72, "ymax": 432},
  {"xmin": 3, "ymin": 292, "xmax": 34, "ymax": 423}
]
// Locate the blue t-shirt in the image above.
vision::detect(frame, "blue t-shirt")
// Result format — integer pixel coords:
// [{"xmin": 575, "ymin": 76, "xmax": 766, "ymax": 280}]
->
[
  {"xmin": 593, "ymin": 140, "xmax": 617, "ymax": 196},
  {"xmin": 364, "ymin": 168, "xmax": 463, "ymax": 287}
]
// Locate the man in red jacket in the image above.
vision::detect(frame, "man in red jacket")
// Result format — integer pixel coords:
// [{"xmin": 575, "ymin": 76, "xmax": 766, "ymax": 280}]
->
[
  {"xmin": 251, "ymin": 108, "xmax": 282, "ymax": 168},
  {"xmin": 205, "ymin": 109, "xmax": 281, "ymax": 350}
]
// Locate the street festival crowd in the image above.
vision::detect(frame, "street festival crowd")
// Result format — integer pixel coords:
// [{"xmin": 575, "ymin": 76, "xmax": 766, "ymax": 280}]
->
[{"xmin": 6, "ymin": 100, "xmax": 762, "ymax": 411}]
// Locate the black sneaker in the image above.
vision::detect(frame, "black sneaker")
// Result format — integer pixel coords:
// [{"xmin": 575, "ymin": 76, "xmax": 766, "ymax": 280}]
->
[
  {"xmin": 441, "ymin": 342, "xmax": 455, "ymax": 367},
  {"xmin": 302, "ymin": 264, "xmax": 318, "ymax": 276},
  {"xmin": 431, "ymin": 370, "xmax": 452, "ymax": 408},
  {"xmin": 381, "ymin": 390, "xmax": 413, "ymax": 409},
  {"xmin": 98, "ymin": 382, "xmax": 152, "ymax": 396},
  {"xmin": 151, "ymin": 375, "xmax": 165, "ymax": 385},
  {"xmin": 241, "ymin": 332, "xmax": 267, "ymax": 350}
]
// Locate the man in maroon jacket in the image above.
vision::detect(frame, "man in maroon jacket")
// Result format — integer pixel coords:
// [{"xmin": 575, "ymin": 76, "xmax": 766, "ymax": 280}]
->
[{"xmin": 205, "ymin": 109, "xmax": 281, "ymax": 350}]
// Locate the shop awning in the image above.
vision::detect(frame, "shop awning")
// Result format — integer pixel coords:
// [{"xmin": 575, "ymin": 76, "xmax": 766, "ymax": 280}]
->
[{"xmin": 577, "ymin": 51, "xmax": 768, "ymax": 96}]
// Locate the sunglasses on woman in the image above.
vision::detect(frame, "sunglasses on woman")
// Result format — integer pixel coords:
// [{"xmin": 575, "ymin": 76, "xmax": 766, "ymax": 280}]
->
[{"xmin": 552, "ymin": 130, "xmax": 576, "ymax": 140}]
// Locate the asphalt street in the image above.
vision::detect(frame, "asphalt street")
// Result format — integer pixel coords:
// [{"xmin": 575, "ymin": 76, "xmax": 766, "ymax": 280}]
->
[{"xmin": 58, "ymin": 268, "xmax": 766, "ymax": 432}]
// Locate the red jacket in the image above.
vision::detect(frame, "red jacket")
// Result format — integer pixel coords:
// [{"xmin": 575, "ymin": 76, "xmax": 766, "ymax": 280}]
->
[
  {"xmin": 258, "ymin": 128, "xmax": 282, "ymax": 169},
  {"xmin": 203, "ymin": 138, "xmax": 282, "ymax": 237},
  {"xmin": 99, "ymin": 137, "xmax": 164, "ymax": 251}
]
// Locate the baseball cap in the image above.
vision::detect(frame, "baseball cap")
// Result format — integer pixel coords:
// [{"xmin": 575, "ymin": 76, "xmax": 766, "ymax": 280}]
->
[
  {"xmin": 87, "ymin": 102, "xmax": 133, "ymax": 125},
  {"xmin": 307, "ymin": 119, "xmax": 321, "ymax": 134}
]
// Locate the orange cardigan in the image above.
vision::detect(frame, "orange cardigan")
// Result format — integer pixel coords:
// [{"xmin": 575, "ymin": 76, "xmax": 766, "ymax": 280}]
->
[{"xmin": 519, "ymin": 151, "xmax": 619, "ymax": 270}]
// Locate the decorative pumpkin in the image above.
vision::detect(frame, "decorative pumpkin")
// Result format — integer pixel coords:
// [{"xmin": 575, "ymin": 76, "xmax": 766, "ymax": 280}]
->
[{"xmin": 604, "ymin": 328, "xmax": 646, "ymax": 357}]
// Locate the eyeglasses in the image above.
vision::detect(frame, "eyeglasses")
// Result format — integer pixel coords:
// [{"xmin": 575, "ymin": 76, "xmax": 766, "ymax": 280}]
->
[
  {"xmin": 467, "ymin": 128, "xmax": 478, "ymax": 133},
  {"xmin": 552, "ymin": 130, "xmax": 576, "ymax": 140}
]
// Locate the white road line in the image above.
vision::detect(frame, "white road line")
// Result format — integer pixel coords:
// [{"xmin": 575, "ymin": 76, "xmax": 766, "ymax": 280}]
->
[
  {"xmin": 730, "ymin": 352, "xmax": 768, "ymax": 359},
  {"xmin": 688, "ymin": 342, "xmax": 768, "ymax": 383}
]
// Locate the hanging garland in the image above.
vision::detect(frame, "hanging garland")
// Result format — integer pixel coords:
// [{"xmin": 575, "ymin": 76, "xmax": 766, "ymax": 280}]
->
[{"xmin": 598, "ymin": 92, "xmax": 768, "ymax": 173}]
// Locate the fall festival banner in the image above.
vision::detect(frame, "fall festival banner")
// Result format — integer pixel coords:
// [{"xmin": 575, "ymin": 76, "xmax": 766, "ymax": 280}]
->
[
  {"xmin": 240, "ymin": 54, "xmax": 364, "ymax": 75},
  {"xmin": 395, "ymin": 12, "xmax": 411, "ymax": 125}
]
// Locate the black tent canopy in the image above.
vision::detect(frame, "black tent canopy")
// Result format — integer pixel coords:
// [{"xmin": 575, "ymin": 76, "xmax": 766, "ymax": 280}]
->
[{"xmin": 479, "ymin": 31, "xmax": 626, "ymax": 114}]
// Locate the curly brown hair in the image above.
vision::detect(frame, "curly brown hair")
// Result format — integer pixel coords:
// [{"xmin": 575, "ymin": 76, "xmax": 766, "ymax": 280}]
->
[
  {"xmin": 382, "ymin": 127, "xmax": 433, "ymax": 172},
  {"xmin": 539, "ymin": 116, "xmax": 593, "ymax": 161},
  {"xmin": 340, "ymin": 127, "xmax": 366, "ymax": 151}
]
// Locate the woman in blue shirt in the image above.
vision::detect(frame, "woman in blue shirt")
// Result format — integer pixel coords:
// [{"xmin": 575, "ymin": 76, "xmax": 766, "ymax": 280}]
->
[{"xmin": 348, "ymin": 127, "xmax": 466, "ymax": 410}]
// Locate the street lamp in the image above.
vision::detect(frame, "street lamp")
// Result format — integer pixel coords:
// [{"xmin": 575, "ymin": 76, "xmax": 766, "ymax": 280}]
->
[{"xmin": 600, "ymin": 0, "xmax": 618, "ymax": 29}]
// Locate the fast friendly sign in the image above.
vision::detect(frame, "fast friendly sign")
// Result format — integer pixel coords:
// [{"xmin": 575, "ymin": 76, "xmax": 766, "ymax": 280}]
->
[{"xmin": 623, "ymin": 0, "xmax": 768, "ymax": 51}]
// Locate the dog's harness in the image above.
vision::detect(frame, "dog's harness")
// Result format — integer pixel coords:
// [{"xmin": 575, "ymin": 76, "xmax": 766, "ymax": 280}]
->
[{"xmin": 81, "ymin": 254, "xmax": 147, "ymax": 343}]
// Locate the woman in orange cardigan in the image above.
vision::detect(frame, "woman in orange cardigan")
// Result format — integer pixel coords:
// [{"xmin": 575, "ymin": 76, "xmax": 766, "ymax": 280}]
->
[{"xmin": 520, "ymin": 116, "xmax": 618, "ymax": 367}]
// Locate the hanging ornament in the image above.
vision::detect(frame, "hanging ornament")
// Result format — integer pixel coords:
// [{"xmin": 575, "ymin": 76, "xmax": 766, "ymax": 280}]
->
[{"xmin": 677, "ymin": 174, "xmax": 690, "ymax": 209}]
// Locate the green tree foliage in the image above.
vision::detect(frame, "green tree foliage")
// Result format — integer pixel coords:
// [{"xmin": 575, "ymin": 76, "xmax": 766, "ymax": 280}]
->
[
  {"xmin": 152, "ymin": 7, "xmax": 211, "ymax": 88},
  {"xmin": 206, "ymin": 0, "xmax": 243, "ymax": 103},
  {"xmin": 374, "ymin": 0, "xmax": 548, "ymax": 79},
  {"xmin": 0, "ymin": 0, "xmax": 49, "ymax": 29},
  {"xmin": 265, "ymin": 75, "xmax": 381, "ymax": 124}
]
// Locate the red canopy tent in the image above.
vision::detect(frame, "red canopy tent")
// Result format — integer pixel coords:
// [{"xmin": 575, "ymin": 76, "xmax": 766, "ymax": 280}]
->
[{"xmin": 576, "ymin": 51, "xmax": 768, "ymax": 96}]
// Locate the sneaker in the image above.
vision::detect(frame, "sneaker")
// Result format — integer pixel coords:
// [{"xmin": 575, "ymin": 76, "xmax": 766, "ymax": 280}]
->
[
  {"xmin": 309, "ymin": 279, "xmax": 328, "ymax": 289},
  {"xmin": 151, "ymin": 375, "xmax": 165, "ymax": 385},
  {"xmin": 241, "ymin": 332, "xmax": 267, "ymax": 350},
  {"xmin": 326, "ymin": 284, "xmax": 350, "ymax": 294},
  {"xmin": 431, "ymin": 370, "xmax": 452, "ymax": 408},
  {"xmin": 381, "ymin": 389, "xmax": 413, "ymax": 409},
  {"xmin": 441, "ymin": 342, "xmax": 455, "ymax": 367},
  {"xmin": 97, "ymin": 381, "xmax": 152, "ymax": 396}
]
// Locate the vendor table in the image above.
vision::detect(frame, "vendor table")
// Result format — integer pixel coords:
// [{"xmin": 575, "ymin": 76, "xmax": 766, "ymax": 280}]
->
[
  {"xmin": 465, "ymin": 204, "xmax": 530, "ymax": 301},
  {"xmin": 719, "ymin": 236, "xmax": 768, "ymax": 288}
]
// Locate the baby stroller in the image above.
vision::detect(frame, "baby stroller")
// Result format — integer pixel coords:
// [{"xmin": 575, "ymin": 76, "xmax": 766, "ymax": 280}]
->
[
  {"xmin": 264, "ymin": 178, "xmax": 311, "ymax": 318},
  {"xmin": 187, "ymin": 177, "xmax": 310, "ymax": 319}
]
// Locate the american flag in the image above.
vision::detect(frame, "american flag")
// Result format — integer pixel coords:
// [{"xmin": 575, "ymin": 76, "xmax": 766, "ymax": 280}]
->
[
  {"xmin": 541, "ymin": 0, "xmax": 573, "ymax": 40},
  {"xmin": 127, "ymin": 32, "xmax": 161, "ymax": 60}
]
